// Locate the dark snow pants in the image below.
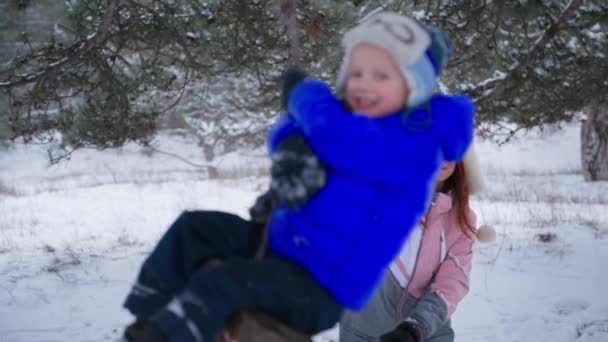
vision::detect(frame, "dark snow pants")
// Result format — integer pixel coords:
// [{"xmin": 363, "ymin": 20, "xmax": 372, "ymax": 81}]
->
[{"xmin": 123, "ymin": 210, "xmax": 342, "ymax": 342}]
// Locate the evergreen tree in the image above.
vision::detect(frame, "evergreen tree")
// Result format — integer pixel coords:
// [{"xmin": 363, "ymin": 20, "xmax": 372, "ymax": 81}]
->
[
  {"xmin": 1, "ymin": 0, "xmax": 606, "ymax": 175},
  {"xmin": 0, "ymin": 0, "xmax": 356, "ymax": 161}
]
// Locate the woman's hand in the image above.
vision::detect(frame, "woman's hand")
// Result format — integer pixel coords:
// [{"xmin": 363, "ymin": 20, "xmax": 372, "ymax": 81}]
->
[{"xmin": 380, "ymin": 319, "xmax": 422, "ymax": 342}]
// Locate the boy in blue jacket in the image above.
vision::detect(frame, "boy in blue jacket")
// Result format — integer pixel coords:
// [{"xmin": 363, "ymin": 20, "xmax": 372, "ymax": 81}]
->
[{"xmin": 122, "ymin": 12, "xmax": 475, "ymax": 342}]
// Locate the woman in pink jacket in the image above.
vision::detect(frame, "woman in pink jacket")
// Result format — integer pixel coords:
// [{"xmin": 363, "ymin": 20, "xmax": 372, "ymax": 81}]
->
[{"xmin": 340, "ymin": 146, "xmax": 493, "ymax": 342}]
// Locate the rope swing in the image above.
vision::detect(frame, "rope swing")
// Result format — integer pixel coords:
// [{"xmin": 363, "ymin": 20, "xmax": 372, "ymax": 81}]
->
[{"xmin": 279, "ymin": 0, "xmax": 301, "ymax": 65}]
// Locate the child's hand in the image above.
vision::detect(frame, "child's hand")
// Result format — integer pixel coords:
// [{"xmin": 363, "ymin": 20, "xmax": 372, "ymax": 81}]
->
[
  {"xmin": 270, "ymin": 134, "xmax": 326, "ymax": 208},
  {"xmin": 281, "ymin": 65, "xmax": 308, "ymax": 110},
  {"xmin": 249, "ymin": 191, "xmax": 275, "ymax": 224}
]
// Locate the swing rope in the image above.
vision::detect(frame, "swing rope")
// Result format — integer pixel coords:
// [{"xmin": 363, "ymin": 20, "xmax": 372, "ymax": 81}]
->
[
  {"xmin": 279, "ymin": 0, "xmax": 301, "ymax": 65},
  {"xmin": 254, "ymin": 0, "xmax": 301, "ymax": 261}
]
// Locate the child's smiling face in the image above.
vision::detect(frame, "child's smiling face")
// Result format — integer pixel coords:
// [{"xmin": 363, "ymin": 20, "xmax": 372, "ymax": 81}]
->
[{"xmin": 344, "ymin": 43, "xmax": 410, "ymax": 118}]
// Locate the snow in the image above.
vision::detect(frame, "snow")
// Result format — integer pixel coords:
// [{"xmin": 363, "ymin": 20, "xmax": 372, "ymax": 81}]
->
[
  {"xmin": 1, "ymin": 123, "xmax": 607, "ymax": 341},
  {"xmin": 458, "ymin": 70, "xmax": 507, "ymax": 92}
]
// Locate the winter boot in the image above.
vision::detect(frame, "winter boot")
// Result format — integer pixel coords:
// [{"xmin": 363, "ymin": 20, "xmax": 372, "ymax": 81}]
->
[{"xmin": 124, "ymin": 320, "xmax": 167, "ymax": 342}]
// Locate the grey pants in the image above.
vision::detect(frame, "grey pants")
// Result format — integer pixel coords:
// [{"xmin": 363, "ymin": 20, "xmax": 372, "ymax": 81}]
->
[{"xmin": 339, "ymin": 274, "xmax": 454, "ymax": 342}]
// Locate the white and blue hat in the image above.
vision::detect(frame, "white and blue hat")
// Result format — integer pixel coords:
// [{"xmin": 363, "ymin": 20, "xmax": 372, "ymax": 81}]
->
[{"xmin": 335, "ymin": 12, "xmax": 453, "ymax": 108}]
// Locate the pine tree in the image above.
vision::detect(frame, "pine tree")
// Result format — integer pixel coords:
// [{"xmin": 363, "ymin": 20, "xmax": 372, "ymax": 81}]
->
[
  {"xmin": 0, "ymin": 0, "xmax": 355, "ymax": 161},
  {"xmin": 1, "ymin": 0, "xmax": 606, "ymax": 173}
]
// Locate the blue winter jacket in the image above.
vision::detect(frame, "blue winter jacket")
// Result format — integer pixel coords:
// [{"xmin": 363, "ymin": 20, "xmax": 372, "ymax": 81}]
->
[{"xmin": 267, "ymin": 80, "xmax": 475, "ymax": 310}]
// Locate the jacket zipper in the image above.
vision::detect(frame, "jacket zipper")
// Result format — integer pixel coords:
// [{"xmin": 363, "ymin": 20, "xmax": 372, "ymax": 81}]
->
[
  {"xmin": 397, "ymin": 222, "xmax": 425, "ymax": 321},
  {"xmin": 397, "ymin": 193, "xmax": 439, "ymax": 321}
]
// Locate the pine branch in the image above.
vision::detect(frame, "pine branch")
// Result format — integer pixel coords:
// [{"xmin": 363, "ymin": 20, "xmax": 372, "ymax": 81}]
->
[{"xmin": 471, "ymin": 0, "xmax": 584, "ymax": 102}]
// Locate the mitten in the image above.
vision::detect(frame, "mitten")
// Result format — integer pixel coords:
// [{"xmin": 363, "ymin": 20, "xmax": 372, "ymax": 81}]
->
[
  {"xmin": 281, "ymin": 65, "xmax": 308, "ymax": 110},
  {"xmin": 380, "ymin": 319, "xmax": 422, "ymax": 342},
  {"xmin": 270, "ymin": 134, "xmax": 326, "ymax": 208},
  {"xmin": 249, "ymin": 190, "xmax": 275, "ymax": 224}
]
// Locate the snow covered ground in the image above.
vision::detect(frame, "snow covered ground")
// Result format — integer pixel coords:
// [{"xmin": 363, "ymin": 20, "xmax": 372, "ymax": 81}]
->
[{"xmin": 0, "ymin": 123, "xmax": 606, "ymax": 342}]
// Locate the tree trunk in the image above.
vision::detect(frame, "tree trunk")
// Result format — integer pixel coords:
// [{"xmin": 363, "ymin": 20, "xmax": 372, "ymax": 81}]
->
[{"xmin": 581, "ymin": 99, "xmax": 608, "ymax": 181}]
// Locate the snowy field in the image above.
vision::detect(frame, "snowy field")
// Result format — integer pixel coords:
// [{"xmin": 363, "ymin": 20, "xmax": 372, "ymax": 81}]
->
[{"xmin": 0, "ymin": 123, "xmax": 607, "ymax": 342}]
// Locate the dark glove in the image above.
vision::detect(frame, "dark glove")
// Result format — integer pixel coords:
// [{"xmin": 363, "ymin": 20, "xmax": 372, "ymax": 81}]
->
[
  {"xmin": 269, "ymin": 134, "xmax": 326, "ymax": 209},
  {"xmin": 249, "ymin": 190, "xmax": 276, "ymax": 224},
  {"xmin": 281, "ymin": 65, "xmax": 308, "ymax": 110},
  {"xmin": 380, "ymin": 319, "xmax": 422, "ymax": 342}
]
